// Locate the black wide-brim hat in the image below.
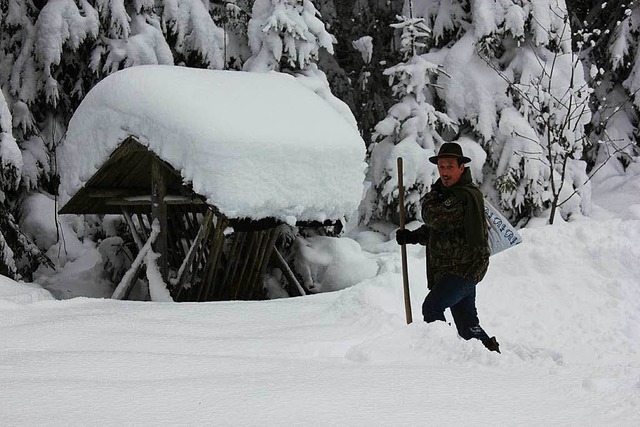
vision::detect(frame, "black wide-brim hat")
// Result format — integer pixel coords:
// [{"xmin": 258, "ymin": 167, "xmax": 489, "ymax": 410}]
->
[{"xmin": 429, "ymin": 142, "xmax": 471, "ymax": 164}]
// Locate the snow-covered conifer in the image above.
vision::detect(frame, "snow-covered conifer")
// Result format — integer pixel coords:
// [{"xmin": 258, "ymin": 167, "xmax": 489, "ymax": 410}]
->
[
  {"xmin": 162, "ymin": 0, "xmax": 225, "ymax": 69},
  {"xmin": 576, "ymin": 1, "xmax": 640, "ymax": 178},
  {"xmin": 210, "ymin": 0, "xmax": 252, "ymax": 69},
  {"xmin": 362, "ymin": 12, "xmax": 456, "ymax": 224},
  {"xmin": 243, "ymin": 1, "xmax": 351, "ymax": 132},
  {"xmin": 243, "ymin": 0, "xmax": 335, "ymax": 72},
  {"xmin": 0, "ymin": 90, "xmax": 22, "ymax": 277},
  {"xmin": 408, "ymin": 0, "xmax": 592, "ymax": 224}
]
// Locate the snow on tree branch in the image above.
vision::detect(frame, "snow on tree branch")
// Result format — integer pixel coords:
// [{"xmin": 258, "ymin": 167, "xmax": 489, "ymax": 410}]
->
[{"xmin": 244, "ymin": 0, "xmax": 335, "ymax": 72}]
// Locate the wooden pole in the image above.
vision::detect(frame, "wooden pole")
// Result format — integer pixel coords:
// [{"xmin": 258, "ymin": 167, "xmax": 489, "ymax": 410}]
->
[
  {"xmin": 111, "ymin": 226, "xmax": 159, "ymax": 300},
  {"xmin": 199, "ymin": 215, "xmax": 228, "ymax": 301},
  {"xmin": 121, "ymin": 207, "xmax": 144, "ymax": 250},
  {"xmin": 174, "ymin": 209, "xmax": 214, "ymax": 300},
  {"xmin": 397, "ymin": 157, "xmax": 413, "ymax": 324},
  {"xmin": 151, "ymin": 159, "xmax": 168, "ymax": 280},
  {"xmin": 273, "ymin": 247, "xmax": 305, "ymax": 297},
  {"xmin": 232, "ymin": 232, "xmax": 260, "ymax": 299},
  {"xmin": 251, "ymin": 228, "xmax": 279, "ymax": 299}
]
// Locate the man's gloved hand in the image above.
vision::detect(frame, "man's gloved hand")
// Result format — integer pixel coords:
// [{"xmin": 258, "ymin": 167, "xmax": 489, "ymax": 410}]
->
[{"xmin": 395, "ymin": 229, "xmax": 414, "ymax": 245}]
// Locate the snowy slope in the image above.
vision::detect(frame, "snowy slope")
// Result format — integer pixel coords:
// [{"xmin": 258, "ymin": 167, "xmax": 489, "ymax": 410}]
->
[
  {"xmin": 2, "ymin": 192, "xmax": 640, "ymax": 424},
  {"xmin": 0, "ymin": 275, "xmax": 54, "ymax": 304}
]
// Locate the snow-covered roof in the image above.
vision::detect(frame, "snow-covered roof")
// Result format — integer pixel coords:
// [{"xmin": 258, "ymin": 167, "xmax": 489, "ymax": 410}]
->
[{"xmin": 59, "ymin": 65, "xmax": 366, "ymax": 223}]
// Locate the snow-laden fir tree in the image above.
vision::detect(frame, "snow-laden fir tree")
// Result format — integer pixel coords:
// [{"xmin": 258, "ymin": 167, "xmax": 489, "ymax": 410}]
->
[
  {"xmin": 210, "ymin": 0, "xmax": 252, "ymax": 69},
  {"xmin": 243, "ymin": 0, "xmax": 334, "ymax": 72},
  {"xmin": 242, "ymin": 0, "xmax": 354, "ymax": 126},
  {"xmin": 573, "ymin": 0, "xmax": 640, "ymax": 178},
  {"xmin": 161, "ymin": 0, "xmax": 225, "ymax": 68},
  {"xmin": 0, "ymin": 89, "xmax": 22, "ymax": 277},
  {"xmin": 362, "ymin": 11, "xmax": 456, "ymax": 224},
  {"xmin": 409, "ymin": 0, "xmax": 592, "ymax": 224}
]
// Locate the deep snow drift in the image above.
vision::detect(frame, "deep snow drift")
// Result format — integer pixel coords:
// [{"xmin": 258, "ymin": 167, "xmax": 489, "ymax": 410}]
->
[{"xmin": 1, "ymin": 169, "xmax": 639, "ymax": 424}]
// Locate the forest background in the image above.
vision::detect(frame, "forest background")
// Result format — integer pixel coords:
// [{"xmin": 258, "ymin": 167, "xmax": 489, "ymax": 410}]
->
[{"xmin": 0, "ymin": 0, "xmax": 638, "ymax": 290}]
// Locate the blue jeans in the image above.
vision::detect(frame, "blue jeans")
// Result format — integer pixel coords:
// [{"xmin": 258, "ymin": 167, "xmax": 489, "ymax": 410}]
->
[{"xmin": 422, "ymin": 273, "xmax": 490, "ymax": 342}]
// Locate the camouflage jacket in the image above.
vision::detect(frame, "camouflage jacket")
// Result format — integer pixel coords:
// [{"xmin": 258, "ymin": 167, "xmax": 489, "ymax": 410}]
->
[{"xmin": 411, "ymin": 169, "xmax": 489, "ymax": 288}]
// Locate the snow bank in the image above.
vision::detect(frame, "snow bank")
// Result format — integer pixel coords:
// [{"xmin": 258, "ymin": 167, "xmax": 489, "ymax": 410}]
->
[
  {"xmin": 59, "ymin": 65, "xmax": 367, "ymax": 223},
  {"xmin": 293, "ymin": 236, "xmax": 378, "ymax": 292},
  {"xmin": 0, "ymin": 275, "xmax": 54, "ymax": 304},
  {"xmin": 1, "ymin": 213, "xmax": 639, "ymax": 423}
]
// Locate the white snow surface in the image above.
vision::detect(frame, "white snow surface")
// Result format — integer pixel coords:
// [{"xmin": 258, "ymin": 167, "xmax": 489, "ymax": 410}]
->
[
  {"xmin": 59, "ymin": 65, "xmax": 366, "ymax": 223},
  {"xmin": 0, "ymin": 275, "xmax": 54, "ymax": 304},
  {"xmin": 2, "ymin": 169, "xmax": 640, "ymax": 424}
]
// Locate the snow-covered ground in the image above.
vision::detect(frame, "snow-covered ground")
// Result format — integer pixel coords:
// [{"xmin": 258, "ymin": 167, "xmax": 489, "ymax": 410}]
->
[{"xmin": 2, "ymin": 167, "xmax": 640, "ymax": 425}]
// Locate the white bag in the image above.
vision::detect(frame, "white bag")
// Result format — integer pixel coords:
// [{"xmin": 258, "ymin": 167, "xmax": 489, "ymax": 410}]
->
[{"xmin": 484, "ymin": 200, "xmax": 522, "ymax": 256}]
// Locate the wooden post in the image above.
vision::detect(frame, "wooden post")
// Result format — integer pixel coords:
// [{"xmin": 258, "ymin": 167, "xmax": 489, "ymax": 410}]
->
[
  {"xmin": 174, "ymin": 209, "xmax": 214, "ymax": 300},
  {"xmin": 232, "ymin": 232, "xmax": 261, "ymax": 299},
  {"xmin": 199, "ymin": 215, "xmax": 228, "ymax": 301},
  {"xmin": 121, "ymin": 207, "xmax": 144, "ymax": 250},
  {"xmin": 273, "ymin": 247, "xmax": 305, "ymax": 297},
  {"xmin": 136, "ymin": 213, "xmax": 149, "ymax": 241},
  {"xmin": 218, "ymin": 232, "xmax": 244, "ymax": 300},
  {"xmin": 397, "ymin": 157, "xmax": 413, "ymax": 324},
  {"xmin": 112, "ymin": 226, "xmax": 160, "ymax": 300},
  {"xmin": 250, "ymin": 228, "xmax": 279, "ymax": 299},
  {"xmin": 242, "ymin": 230, "xmax": 268, "ymax": 299},
  {"xmin": 151, "ymin": 159, "xmax": 168, "ymax": 281}
]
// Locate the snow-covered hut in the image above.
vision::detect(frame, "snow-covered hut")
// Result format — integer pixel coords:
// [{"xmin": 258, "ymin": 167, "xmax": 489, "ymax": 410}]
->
[{"xmin": 59, "ymin": 65, "xmax": 366, "ymax": 302}]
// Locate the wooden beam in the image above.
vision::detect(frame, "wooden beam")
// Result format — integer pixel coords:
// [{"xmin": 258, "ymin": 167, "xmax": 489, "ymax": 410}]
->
[
  {"xmin": 121, "ymin": 207, "xmax": 144, "ymax": 250},
  {"xmin": 198, "ymin": 215, "xmax": 228, "ymax": 301},
  {"xmin": 245, "ymin": 230, "xmax": 271, "ymax": 300},
  {"xmin": 151, "ymin": 158, "xmax": 168, "ymax": 281},
  {"xmin": 273, "ymin": 247, "xmax": 306, "ymax": 297},
  {"xmin": 88, "ymin": 188, "xmax": 150, "ymax": 198},
  {"xmin": 237, "ymin": 231, "xmax": 266, "ymax": 299},
  {"xmin": 232, "ymin": 232, "xmax": 260, "ymax": 300},
  {"xmin": 173, "ymin": 209, "xmax": 214, "ymax": 298},
  {"xmin": 218, "ymin": 232, "xmax": 245, "ymax": 300},
  {"xmin": 251, "ymin": 227, "xmax": 279, "ymax": 299},
  {"xmin": 104, "ymin": 195, "xmax": 205, "ymax": 206},
  {"xmin": 136, "ymin": 213, "xmax": 149, "ymax": 241},
  {"xmin": 111, "ymin": 225, "xmax": 160, "ymax": 300}
]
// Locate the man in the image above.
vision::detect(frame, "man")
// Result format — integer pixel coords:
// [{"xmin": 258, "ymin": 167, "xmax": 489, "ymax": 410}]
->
[{"xmin": 396, "ymin": 142, "xmax": 500, "ymax": 353}]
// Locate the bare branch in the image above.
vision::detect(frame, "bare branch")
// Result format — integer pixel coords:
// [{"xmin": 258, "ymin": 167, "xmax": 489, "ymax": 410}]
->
[{"xmin": 557, "ymin": 142, "xmax": 636, "ymax": 207}]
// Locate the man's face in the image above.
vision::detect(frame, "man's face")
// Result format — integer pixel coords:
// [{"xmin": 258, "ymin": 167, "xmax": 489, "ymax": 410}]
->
[{"xmin": 437, "ymin": 157, "xmax": 465, "ymax": 187}]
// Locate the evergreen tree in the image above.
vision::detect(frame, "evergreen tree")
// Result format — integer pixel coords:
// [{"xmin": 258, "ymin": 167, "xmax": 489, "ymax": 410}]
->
[
  {"xmin": 407, "ymin": 0, "xmax": 592, "ymax": 225},
  {"xmin": 0, "ymin": 89, "xmax": 22, "ymax": 277},
  {"xmin": 322, "ymin": 0, "xmax": 404, "ymax": 142},
  {"xmin": 243, "ymin": 0, "xmax": 334, "ymax": 72},
  {"xmin": 162, "ymin": 0, "xmax": 226, "ymax": 68},
  {"xmin": 571, "ymin": 0, "xmax": 640, "ymax": 175},
  {"xmin": 362, "ymin": 11, "xmax": 456, "ymax": 224},
  {"xmin": 243, "ymin": 0, "xmax": 355, "ymax": 126},
  {"xmin": 210, "ymin": 0, "xmax": 252, "ymax": 70}
]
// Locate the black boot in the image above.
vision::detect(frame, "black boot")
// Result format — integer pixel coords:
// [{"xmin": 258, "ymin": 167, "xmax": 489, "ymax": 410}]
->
[{"xmin": 483, "ymin": 336, "xmax": 500, "ymax": 354}]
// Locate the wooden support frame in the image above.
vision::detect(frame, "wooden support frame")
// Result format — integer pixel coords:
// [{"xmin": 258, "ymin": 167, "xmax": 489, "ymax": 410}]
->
[
  {"xmin": 248, "ymin": 228, "xmax": 278, "ymax": 299},
  {"xmin": 61, "ymin": 136, "xmax": 325, "ymax": 303},
  {"xmin": 173, "ymin": 209, "xmax": 214, "ymax": 299},
  {"xmin": 198, "ymin": 215, "xmax": 229, "ymax": 302},
  {"xmin": 151, "ymin": 158, "xmax": 168, "ymax": 280},
  {"xmin": 121, "ymin": 207, "xmax": 144, "ymax": 250},
  {"xmin": 217, "ymin": 232, "xmax": 246, "ymax": 300},
  {"xmin": 112, "ymin": 225, "xmax": 160, "ymax": 300},
  {"xmin": 234, "ymin": 231, "xmax": 265, "ymax": 299},
  {"xmin": 273, "ymin": 247, "xmax": 306, "ymax": 297}
]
